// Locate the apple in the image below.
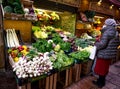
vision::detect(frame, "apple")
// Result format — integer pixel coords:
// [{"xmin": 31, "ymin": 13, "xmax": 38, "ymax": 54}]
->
[
  {"xmin": 11, "ymin": 52, "xmax": 17, "ymax": 58},
  {"xmin": 8, "ymin": 49, "xmax": 12, "ymax": 54},
  {"xmin": 18, "ymin": 46, "xmax": 24, "ymax": 51},
  {"xmin": 13, "ymin": 49, "xmax": 19, "ymax": 54}
]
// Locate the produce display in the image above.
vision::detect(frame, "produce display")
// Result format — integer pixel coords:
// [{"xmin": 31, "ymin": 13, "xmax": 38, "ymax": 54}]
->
[
  {"xmin": 69, "ymin": 50, "xmax": 90, "ymax": 61},
  {"xmin": 35, "ymin": 9, "xmax": 60, "ymax": 21},
  {"xmin": 7, "ymin": 28, "xmax": 76, "ymax": 78},
  {"xmin": 90, "ymin": 30, "xmax": 101, "ymax": 37},
  {"xmin": 24, "ymin": 8, "xmax": 35, "ymax": 15},
  {"xmin": 75, "ymin": 38, "xmax": 95, "ymax": 48},
  {"xmin": 12, "ymin": 52, "xmax": 53, "ymax": 78},
  {"xmin": 60, "ymin": 12, "xmax": 76, "ymax": 34},
  {"xmin": 2, "ymin": 1, "xmax": 101, "ymax": 89},
  {"xmin": 75, "ymin": 33, "xmax": 95, "ymax": 49},
  {"xmin": 69, "ymin": 45, "xmax": 93, "ymax": 62},
  {"xmin": 7, "ymin": 25, "xmax": 95, "ymax": 79},
  {"xmin": 49, "ymin": 50, "xmax": 74, "ymax": 70},
  {"xmin": 32, "ymin": 26, "xmax": 72, "ymax": 52},
  {"xmin": 33, "ymin": 9, "xmax": 60, "ymax": 26},
  {"xmin": 6, "ymin": 7, "xmax": 96, "ymax": 80},
  {"xmin": 3, "ymin": 0, "xmax": 24, "ymax": 14},
  {"xmin": 32, "ymin": 26, "xmax": 55, "ymax": 39},
  {"xmin": 8, "ymin": 45, "xmax": 53, "ymax": 78},
  {"xmin": 80, "ymin": 33, "xmax": 93, "ymax": 39},
  {"xmin": 66, "ymin": 36, "xmax": 78, "ymax": 52},
  {"xmin": 8, "ymin": 45, "xmax": 29, "ymax": 62},
  {"xmin": 32, "ymin": 39, "xmax": 53, "ymax": 53}
]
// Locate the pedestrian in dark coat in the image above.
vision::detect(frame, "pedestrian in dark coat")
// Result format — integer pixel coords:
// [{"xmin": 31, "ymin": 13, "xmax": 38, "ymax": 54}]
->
[{"xmin": 93, "ymin": 18, "xmax": 120, "ymax": 88}]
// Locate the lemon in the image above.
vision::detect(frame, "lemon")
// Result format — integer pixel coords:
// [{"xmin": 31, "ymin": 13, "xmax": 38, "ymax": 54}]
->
[
  {"xmin": 22, "ymin": 45, "xmax": 27, "ymax": 50},
  {"xmin": 14, "ymin": 57, "xmax": 19, "ymax": 62}
]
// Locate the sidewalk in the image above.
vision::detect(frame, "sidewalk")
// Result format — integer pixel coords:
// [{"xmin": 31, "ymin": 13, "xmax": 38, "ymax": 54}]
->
[{"xmin": 65, "ymin": 61, "xmax": 120, "ymax": 89}]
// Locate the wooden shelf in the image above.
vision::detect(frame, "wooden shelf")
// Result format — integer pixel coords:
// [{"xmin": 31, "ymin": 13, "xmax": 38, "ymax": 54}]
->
[
  {"xmin": 4, "ymin": 13, "xmax": 37, "ymax": 21},
  {"xmin": 49, "ymin": 0, "xmax": 80, "ymax": 7}
]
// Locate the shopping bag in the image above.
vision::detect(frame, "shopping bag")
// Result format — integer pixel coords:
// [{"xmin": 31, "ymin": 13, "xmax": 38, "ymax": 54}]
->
[{"xmin": 89, "ymin": 46, "xmax": 97, "ymax": 60}]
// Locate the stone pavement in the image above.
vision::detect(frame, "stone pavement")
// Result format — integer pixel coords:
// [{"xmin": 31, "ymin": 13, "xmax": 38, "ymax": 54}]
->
[
  {"xmin": 0, "ymin": 70, "xmax": 17, "ymax": 89},
  {"xmin": 66, "ymin": 61, "xmax": 120, "ymax": 89},
  {"xmin": 0, "ymin": 61, "xmax": 120, "ymax": 89}
]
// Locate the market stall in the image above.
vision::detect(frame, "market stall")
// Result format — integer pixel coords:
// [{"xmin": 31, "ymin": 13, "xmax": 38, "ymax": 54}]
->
[{"xmin": 1, "ymin": 0, "xmax": 100, "ymax": 89}]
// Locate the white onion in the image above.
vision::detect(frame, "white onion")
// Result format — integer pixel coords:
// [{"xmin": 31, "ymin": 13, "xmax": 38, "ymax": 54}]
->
[{"xmin": 13, "ymin": 52, "xmax": 53, "ymax": 78}]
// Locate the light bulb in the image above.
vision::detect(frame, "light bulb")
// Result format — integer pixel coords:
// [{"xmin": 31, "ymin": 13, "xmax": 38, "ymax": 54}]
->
[
  {"xmin": 109, "ymin": 5, "xmax": 114, "ymax": 9},
  {"xmin": 97, "ymin": 2, "xmax": 101, "ymax": 6},
  {"xmin": 97, "ymin": 0, "xmax": 102, "ymax": 6}
]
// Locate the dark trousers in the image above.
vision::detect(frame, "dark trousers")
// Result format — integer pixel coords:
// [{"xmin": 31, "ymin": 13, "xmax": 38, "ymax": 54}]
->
[{"xmin": 97, "ymin": 75, "xmax": 106, "ymax": 86}]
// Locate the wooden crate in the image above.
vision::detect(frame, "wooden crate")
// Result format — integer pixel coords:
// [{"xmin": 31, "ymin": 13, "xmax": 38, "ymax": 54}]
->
[
  {"xmin": 65, "ymin": 67, "xmax": 73, "ymax": 87},
  {"xmin": 17, "ymin": 83, "xmax": 31, "ymax": 89},
  {"xmin": 45, "ymin": 73, "xmax": 57, "ymax": 89},
  {"xmin": 17, "ymin": 73, "xmax": 57, "ymax": 89},
  {"xmin": 72, "ymin": 64, "xmax": 82, "ymax": 82},
  {"xmin": 81, "ymin": 60, "xmax": 93, "ymax": 76},
  {"xmin": 57, "ymin": 66, "xmax": 73, "ymax": 88},
  {"xmin": 14, "ymin": 66, "xmax": 74, "ymax": 89}
]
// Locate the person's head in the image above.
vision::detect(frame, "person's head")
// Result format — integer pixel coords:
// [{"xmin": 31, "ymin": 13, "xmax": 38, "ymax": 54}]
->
[{"xmin": 104, "ymin": 18, "xmax": 116, "ymax": 27}]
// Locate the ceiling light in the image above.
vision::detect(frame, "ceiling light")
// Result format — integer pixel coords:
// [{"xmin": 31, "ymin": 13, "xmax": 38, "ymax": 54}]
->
[
  {"xmin": 97, "ymin": 0, "xmax": 102, "ymax": 6},
  {"xmin": 94, "ymin": 15, "xmax": 104, "ymax": 19},
  {"xmin": 109, "ymin": 5, "xmax": 114, "ymax": 9}
]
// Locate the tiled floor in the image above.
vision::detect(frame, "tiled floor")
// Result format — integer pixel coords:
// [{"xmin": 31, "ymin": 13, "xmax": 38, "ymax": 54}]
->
[{"xmin": 0, "ymin": 61, "xmax": 120, "ymax": 89}]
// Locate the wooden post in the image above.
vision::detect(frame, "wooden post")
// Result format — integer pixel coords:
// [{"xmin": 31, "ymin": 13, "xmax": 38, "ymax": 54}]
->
[
  {"xmin": 50, "ymin": 75, "xmax": 53, "ymax": 89},
  {"xmin": 65, "ymin": 69, "xmax": 69, "ymax": 87},
  {"xmin": 26, "ymin": 83, "xmax": 31, "ymax": 89},
  {"xmin": 73, "ymin": 64, "xmax": 81, "ymax": 82},
  {"xmin": 53, "ymin": 73, "xmax": 57, "ymax": 89},
  {"xmin": 69, "ymin": 67, "xmax": 72, "ymax": 84},
  {"xmin": 65, "ymin": 66, "xmax": 73, "ymax": 87},
  {"xmin": 45, "ymin": 76, "xmax": 50, "ymax": 89},
  {"xmin": 45, "ymin": 73, "xmax": 57, "ymax": 89}
]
